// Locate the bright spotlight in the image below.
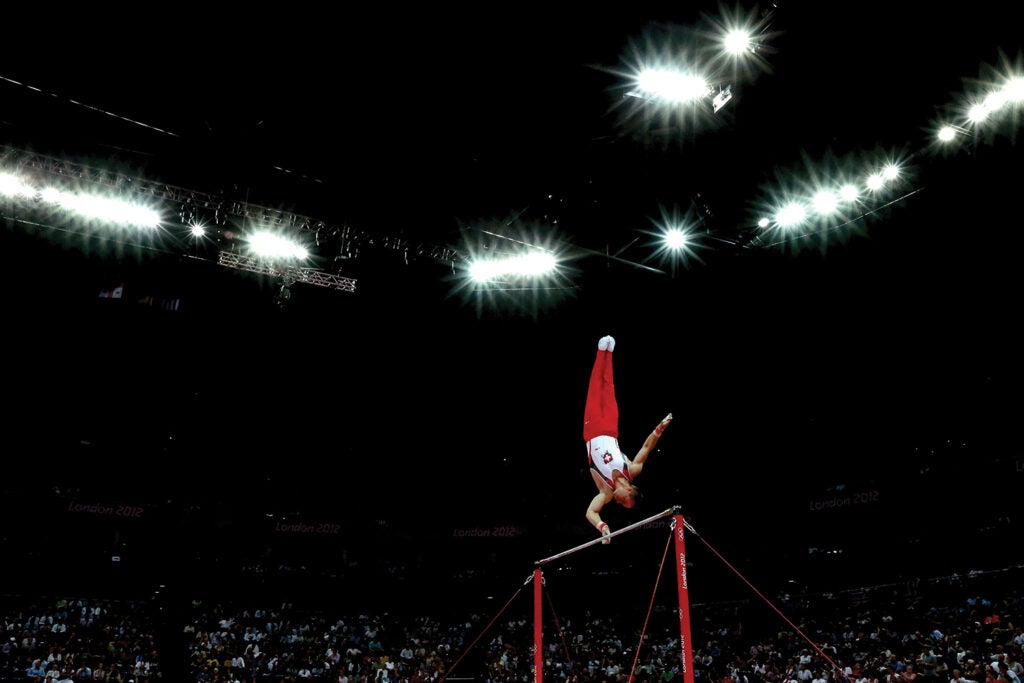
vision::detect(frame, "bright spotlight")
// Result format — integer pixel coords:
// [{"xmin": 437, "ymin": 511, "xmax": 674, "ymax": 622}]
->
[
  {"xmin": 838, "ymin": 184, "xmax": 859, "ymax": 202},
  {"xmin": 55, "ymin": 192, "xmax": 161, "ymax": 228},
  {"xmin": 723, "ymin": 29, "xmax": 752, "ymax": 55},
  {"xmin": 467, "ymin": 251, "xmax": 557, "ymax": 284},
  {"xmin": 512, "ymin": 251, "xmax": 557, "ymax": 275},
  {"xmin": 664, "ymin": 228, "xmax": 689, "ymax": 249},
  {"xmin": 775, "ymin": 203, "xmax": 807, "ymax": 228},
  {"xmin": 247, "ymin": 230, "xmax": 309, "ymax": 260},
  {"xmin": 1002, "ymin": 77, "xmax": 1024, "ymax": 103},
  {"xmin": 635, "ymin": 68, "xmax": 711, "ymax": 104},
  {"xmin": 0, "ymin": 173, "xmax": 32, "ymax": 198},
  {"xmin": 811, "ymin": 190, "xmax": 839, "ymax": 215},
  {"xmin": 968, "ymin": 102, "xmax": 992, "ymax": 123}
]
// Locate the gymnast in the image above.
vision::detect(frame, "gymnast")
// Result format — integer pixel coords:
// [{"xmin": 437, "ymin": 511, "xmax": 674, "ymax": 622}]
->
[{"xmin": 584, "ymin": 335, "xmax": 673, "ymax": 544}]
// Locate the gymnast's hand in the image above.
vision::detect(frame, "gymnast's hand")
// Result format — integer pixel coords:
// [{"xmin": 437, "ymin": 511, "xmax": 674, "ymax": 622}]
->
[
  {"xmin": 654, "ymin": 413, "xmax": 672, "ymax": 437},
  {"xmin": 600, "ymin": 522, "xmax": 611, "ymax": 544}
]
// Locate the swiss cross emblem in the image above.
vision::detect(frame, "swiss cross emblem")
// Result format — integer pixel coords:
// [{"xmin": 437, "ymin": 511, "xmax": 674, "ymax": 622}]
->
[{"xmin": 603, "ymin": 452, "xmax": 613, "ymax": 464}]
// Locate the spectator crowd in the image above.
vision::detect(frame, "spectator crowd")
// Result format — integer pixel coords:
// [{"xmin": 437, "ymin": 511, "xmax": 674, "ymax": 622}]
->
[{"xmin": 1, "ymin": 565, "xmax": 1021, "ymax": 683}]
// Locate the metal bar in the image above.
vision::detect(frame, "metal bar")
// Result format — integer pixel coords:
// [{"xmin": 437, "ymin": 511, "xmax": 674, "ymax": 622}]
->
[{"xmin": 535, "ymin": 507, "xmax": 677, "ymax": 566}]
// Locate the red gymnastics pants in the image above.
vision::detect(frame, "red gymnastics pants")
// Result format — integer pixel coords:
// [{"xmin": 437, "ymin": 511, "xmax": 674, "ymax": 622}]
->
[{"xmin": 583, "ymin": 348, "xmax": 618, "ymax": 442}]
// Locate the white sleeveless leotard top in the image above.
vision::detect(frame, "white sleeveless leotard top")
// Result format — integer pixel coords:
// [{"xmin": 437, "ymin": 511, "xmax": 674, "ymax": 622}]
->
[{"xmin": 587, "ymin": 434, "xmax": 631, "ymax": 489}]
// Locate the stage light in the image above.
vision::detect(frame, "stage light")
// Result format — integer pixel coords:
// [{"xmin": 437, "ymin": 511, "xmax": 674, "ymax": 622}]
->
[
  {"xmin": 246, "ymin": 230, "xmax": 309, "ymax": 260},
  {"xmin": 1002, "ymin": 77, "xmax": 1024, "ymax": 103},
  {"xmin": 467, "ymin": 251, "xmax": 557, "ymax": 284},
  {"xmin": 775, "ymin": 203, "xmax": 807, "ymax": 228},
  {"xmin": 664, "ymin": 228, "xmax": 689, "ymax": 249},
  {"xmin": 838, "ymin": 184, "xmax": 859, "ymax": 202},
  {"xmin": 811, "ymin": 190, "xmax": 839, "ymax": 216},
  {"xmin": 723, "ymin": 29, "xmax": 752, "ymax": 55},
  {"xmin": 0, "ymin": 172, "xmax": 32, "ymax": 198},
  {"xmin": 634, "ymin": 68, "xmax": 711, "ymax": 104}
]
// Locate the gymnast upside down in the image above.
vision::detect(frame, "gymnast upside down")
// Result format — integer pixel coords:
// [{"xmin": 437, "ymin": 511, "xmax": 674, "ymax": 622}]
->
[{"xmin": 584, "ymin": 335, "xmax": 673, "ymax": 544}]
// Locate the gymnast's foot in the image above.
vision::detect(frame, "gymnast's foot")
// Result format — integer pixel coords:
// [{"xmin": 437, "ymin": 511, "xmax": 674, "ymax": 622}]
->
[{"xmin": 598, "ymin": 335, "xmax": 615, "ymax": 352}]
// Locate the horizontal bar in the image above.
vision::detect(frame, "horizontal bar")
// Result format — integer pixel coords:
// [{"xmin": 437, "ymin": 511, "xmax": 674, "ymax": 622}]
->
[{"xmin": 535, "ymin": 507, "xmax": 678, "ymax": 566}]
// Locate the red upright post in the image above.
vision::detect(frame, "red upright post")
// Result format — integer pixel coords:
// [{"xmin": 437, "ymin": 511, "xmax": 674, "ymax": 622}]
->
[
  {"xmin": 674, "ymin": 513, "xmax": 694, "ymax": 683},
  {"xmin": 534, "ymin": 567, "xmax": 543, "ymax": 683},
  {"xmin": 533, "ymin": 508, "xmax": 677, "ymax": 683}
]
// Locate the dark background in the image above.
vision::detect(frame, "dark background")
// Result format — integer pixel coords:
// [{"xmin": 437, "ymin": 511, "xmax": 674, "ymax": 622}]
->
[{"xmin": 1, "ymin": 1, "xmax": 1022, "ymax": 612}]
